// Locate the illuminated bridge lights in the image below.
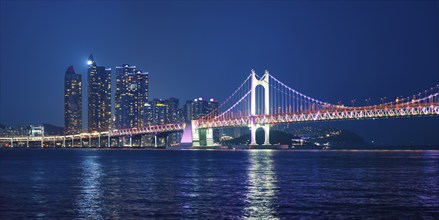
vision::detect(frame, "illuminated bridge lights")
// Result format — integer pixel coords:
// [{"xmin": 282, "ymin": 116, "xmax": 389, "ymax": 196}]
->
[
  {"xmin": 1, "ymin": 72, "xmax": 438, "ymax": 146},
  {"xmin": 195, "ymin": 103, "xmax": 439, "ymax": 129}
]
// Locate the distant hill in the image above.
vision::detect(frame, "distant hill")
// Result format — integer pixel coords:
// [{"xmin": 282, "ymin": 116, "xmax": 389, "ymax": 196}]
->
[
  {"xmin": 271, "ymin": 123, "xmax": 369, "ymax": 146},
  {"xmin": 221, "ymin": 130, "xmax": 300, "ymax": 146},
  {"xmin": 311, "ymin": 129, "xmax": 368, "ymax": 146},
  {"xmin": 220, "ymin": 128, "xmax": 368, "ymax": 147}
]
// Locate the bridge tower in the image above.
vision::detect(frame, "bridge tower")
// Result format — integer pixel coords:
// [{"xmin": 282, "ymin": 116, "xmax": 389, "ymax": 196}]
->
[{"xmin": 250, "ymin": 70, "xmax": 270, "ymax": 145}]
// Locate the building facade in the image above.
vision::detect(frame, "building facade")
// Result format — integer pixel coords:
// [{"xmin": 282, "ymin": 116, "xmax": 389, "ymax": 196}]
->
[
  {"xmin": 87, "ymin": 54, "xmax": 111, "ymax": 132},
  {"xmin": 115, "ymin": 64, "xmax": 149, "ymax": 129},
  {"xmin": 143, "ymin": 102, "xmax": 154, "ymax": 127},
  {"xmin": 183, "ymin": 98, "xmax": 219, "ymax": 143},
  {"xmin": 64, "ymin": 65, "xmax": 82, "ymax": 134},
  {"xmin": 164, "ymin": 97, "xmax": 180, "ymax": 124},
  {"xmin": 152, "ymin": 99, "xmax": 167, "ymax": 125},
  {"xmin": 184, "ymin": 98, "xmax": 219, "ymax": 121}
]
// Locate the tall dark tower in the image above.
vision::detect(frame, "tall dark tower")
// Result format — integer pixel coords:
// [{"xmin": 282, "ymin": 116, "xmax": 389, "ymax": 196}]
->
[
  {"xmin": 87, "ymin": 54, "xmax": 111, "ymax": 132},
  {"xmin": 115, "ymin": 64, "xmax": 149, "ymax": 129},
  {"xmin": 64, "ymin": 65, "xmax": 82, "ymax": 135}
]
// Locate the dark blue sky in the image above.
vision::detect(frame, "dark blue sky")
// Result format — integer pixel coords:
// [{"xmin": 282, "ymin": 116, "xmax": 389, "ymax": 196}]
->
[{"xmin": 1, "ymin": 0, "xmax": 438, "ymax": 145}]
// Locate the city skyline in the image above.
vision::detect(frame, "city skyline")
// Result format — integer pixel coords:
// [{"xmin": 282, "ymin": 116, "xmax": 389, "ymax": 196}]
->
[
  {"xmin": 64, "ymin": 54, "xmax": 220, "ymax": 134},
  {"xmin": 1, "ymin": 1, "xmax": 438, "ymax": 145},
  {"xmin": 1, "ymin": 2, "xmax": 438, "ymax": 219}
]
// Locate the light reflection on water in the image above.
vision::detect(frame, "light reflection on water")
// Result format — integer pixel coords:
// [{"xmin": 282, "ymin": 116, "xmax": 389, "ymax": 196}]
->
[
  {"xmin": 0, "ymin": 149, "xmax": 438, "ymax": 219},
  {"xmin": 420, "ymin": 151, "xmax": 439, "ymax": 209},
  {"xmin": 29, "ymin": 161, "xmax": 48, "ymax": 218},
  {"xmin": 76, "ymin": 154, "xmax": 103, "ymax": 219},
  {"xmin": 179, "ymin": 158, "xmax": 202, "ymax": 216},
  {"xmin": 244, "ymin": 151, "xmax": 278, "ymax": 219}
]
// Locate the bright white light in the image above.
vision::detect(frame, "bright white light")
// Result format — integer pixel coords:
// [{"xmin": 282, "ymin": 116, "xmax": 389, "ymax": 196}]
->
[{"xmin": 87, "ymin": 60, "xmax": 93, "ymax": 65}]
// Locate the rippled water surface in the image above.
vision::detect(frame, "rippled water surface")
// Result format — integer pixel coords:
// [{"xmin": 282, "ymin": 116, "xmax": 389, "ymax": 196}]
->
[{"xmin": 0, "ymin": 149, "xmax": 438, "ymax": 219}]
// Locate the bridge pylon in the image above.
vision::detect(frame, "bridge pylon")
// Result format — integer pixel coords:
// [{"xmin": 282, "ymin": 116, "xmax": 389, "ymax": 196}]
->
[{"xmin": 250, "ymin": 69, "xmax": 270, "ymax": 145}]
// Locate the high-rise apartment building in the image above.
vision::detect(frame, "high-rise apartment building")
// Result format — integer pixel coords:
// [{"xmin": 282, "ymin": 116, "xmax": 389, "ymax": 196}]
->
[
  {"xmin": 183, "ymin": 98, "xmax": 219, "ymax": 143},
  {"xmin": 184, "ymin": 98, "xmax": 219, "ymax": 121},
  {"xmin": 164, "ymin": 97, "xmax": 180, "ymax": 124},
  {"xmin": 144, "ymin": 102, "xmax": 154, "ymax": 126},
  {"xmin": 114, "ymin": 64, "xmax": 149, "ymax": 129},
  {"xmin": 152, "ymin": 99, "xmax": 167, "ymax": 125},
  {"xmin": 64, "ymin": 65, "xmax": 82, "ymax": 135},
  {"xmin": 87, "ymin": 54, "xmax": 111, "ymax": 132}
]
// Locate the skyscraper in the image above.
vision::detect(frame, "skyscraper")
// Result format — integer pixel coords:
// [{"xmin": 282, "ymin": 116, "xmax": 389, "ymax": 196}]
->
[
  {"xmin": 64, "ymin": 65, "xmax": 82, "ymax": 135},
  {"xmin": 87, "ymin": 54, "xmax": 111, "ymax": 132},
  {"xmin": 115, "ymin": 64, "xmax": 149, "ymax": 129}
]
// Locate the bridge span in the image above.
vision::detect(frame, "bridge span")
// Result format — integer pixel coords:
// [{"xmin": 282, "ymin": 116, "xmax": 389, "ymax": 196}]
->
[{"xmin": 1, "ymin": 70, "xmax": 438, "ymax": 147}]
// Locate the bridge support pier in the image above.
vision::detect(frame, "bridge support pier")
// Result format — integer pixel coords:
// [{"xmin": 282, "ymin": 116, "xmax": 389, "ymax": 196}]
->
[
  {"xmin": 120, "ymin": 136, "xmax": 126, "ymax": 147},
  {"xmin": 191, "ymin": 128, "xmax": 213, "ymax": 147},
  {"xmin": 108, "ymin": 134, "xmax": 111, "ymax": 148},
  {"xmin": 206, "ymin": 128, "xmax": 214, "ymax": 146}
]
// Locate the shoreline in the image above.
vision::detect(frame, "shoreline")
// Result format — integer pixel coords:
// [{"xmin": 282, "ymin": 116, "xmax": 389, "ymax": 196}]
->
[{"xmin": 1, "ymin": 147, "xmax": 438, "ymax": 152}]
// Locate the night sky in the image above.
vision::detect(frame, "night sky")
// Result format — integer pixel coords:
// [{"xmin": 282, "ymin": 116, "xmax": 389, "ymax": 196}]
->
[{"xmin": 1, "ymin": 1, "xmax": 438, "ymax": 145}]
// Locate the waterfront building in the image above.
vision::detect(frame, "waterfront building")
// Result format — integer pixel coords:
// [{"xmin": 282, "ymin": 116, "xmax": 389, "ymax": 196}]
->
[
  {"xmin": 87, "ymin": 54, "xmax": 111, "ymax": 132},
  {"xmin": 208, "ymin": 98, "xmax": 219, "ymax": 118},
  {"xmin": 163, "ymin": 98, "xmax": 182, "ymax": 146},
  {"xmin": 184, "ymin": 98, "xmax": 219, "ymax": 121},
  {"xmin": 183, "ymin": 98, "xmax": 219, "ymax": 142},
  {"xmin": 0, "ymin": 124, "xmax": 64, "ymax": 137},
  {"xmin": 152, "ymin": 99, "xmax": 167, "ymax": 125},
  {"xmin": 147, "ymin": 97, "xmax": 183, "ymax": 125},
  {"xmin": 184, "ymin": 100, "xmax": 193, "ymax": 121},
  {"xmin": 115, "ymin": 64, "xmax": 149, "ymax": 129},
  {"xmin": 0, "ymin": 125, "xmax": 31, "ymax": 137},
  {"xmin": 164, "ymin": 97, "xmax": 180, "ymax": 124},
  {"xmin": 140, "ymin": 98, "xmax": 183, "ymax": 146},
  {"xmin": 144, "ymin": 102, "xmax": 154, "ymax": 126},
  {"xmin": 64, "ymin": 65, "xmax": 82, "ymax": 134}
]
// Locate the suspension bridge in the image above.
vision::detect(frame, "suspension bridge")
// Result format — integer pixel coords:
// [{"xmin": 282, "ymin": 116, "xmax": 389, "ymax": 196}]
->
[{"xmin": 1, "ymin": 70, "xmax": 438, "ymax": 148}]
